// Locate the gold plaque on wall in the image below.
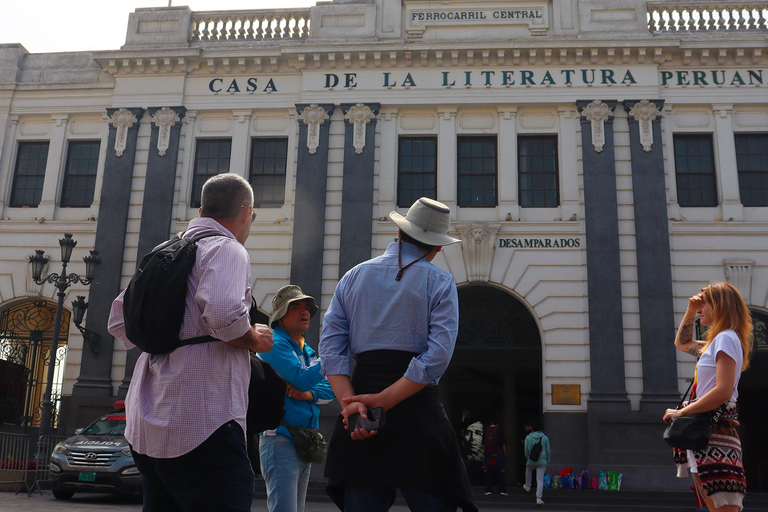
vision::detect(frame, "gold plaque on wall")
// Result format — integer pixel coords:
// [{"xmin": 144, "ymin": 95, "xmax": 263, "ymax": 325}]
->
[{"xmin": 551, "ymin": 384, "xmax": 581, "ymax": 405}]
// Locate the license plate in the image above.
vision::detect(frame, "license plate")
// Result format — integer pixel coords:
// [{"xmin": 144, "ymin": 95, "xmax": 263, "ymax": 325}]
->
[{"xmin": 78, "ymin": 472, "xmax": 96, "ymax": 482}]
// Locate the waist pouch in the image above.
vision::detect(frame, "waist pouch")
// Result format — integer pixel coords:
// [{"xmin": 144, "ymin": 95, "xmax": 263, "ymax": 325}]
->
[{"xmin": 282, "ymin": 422, "xmax": 327, "ymax": 464}]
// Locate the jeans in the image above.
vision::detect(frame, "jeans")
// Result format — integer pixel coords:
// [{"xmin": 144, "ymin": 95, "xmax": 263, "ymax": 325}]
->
[
  {"xmin": 344, "ymin": 482, "xmax": 457, "ymax": 512},
  {"xmin": 259, "ymin": 434, "xmax": 311, "ymax": 512},
  {"xmin": 525, "ymin": 465, "xmax": 547, "ymax": 499},
  {"xmin": 131, "ymin": 420, "xmax": 254, "ymax": 512}
]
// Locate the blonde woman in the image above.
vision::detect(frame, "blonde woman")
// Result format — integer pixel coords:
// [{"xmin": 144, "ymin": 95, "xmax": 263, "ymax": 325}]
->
[{"xmin": 664, "ymin": 282, "xmax": 753, "ymax": 512}]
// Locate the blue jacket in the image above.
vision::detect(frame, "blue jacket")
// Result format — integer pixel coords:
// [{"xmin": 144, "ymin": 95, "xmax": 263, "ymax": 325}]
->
[
  {"xmin": 524, "ymin": 431, "xmax": 550, "ymax": 468},
  {"xmin": 258, "ymin": 326, "xmax": 334, "ymax": 438}
]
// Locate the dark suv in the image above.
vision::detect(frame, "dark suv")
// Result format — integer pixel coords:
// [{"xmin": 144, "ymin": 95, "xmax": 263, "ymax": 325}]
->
[{"xmin": 48, "ymin": 401, "xmax": 141, "ymax": 499}]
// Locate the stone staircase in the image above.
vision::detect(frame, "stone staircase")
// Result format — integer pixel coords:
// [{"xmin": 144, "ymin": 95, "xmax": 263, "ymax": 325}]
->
[{"xmin": 255, "ymin": 478, "xmax": 768, "ymax": 511}]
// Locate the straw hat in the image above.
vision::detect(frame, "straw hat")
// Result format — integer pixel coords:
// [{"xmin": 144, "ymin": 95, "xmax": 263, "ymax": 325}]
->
[
  {"xmin": 270, "ymin": 285, "xmax": 318, "ymax": 327},
  {"xmin": 390, "ymin": 198, "xmax": 460, "ymax": 247}
]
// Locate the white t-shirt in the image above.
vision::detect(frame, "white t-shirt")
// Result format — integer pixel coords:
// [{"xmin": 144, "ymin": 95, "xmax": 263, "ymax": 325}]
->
[{"xmin": 695, "ymin": 329, "xmax": 744, "ymax": 402}]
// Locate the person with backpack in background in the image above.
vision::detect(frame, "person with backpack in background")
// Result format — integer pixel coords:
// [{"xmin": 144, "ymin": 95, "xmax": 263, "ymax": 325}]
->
[
  {"xmin": 258, "ymin": 285, "xmax": 334, "ymax": 512},
  {"xmin": 482, "ymin": 418, "xmax": 508, "ymax": 496},
  {"xmin": 523, "ymin": 424, "xmax": 550, "ymax": 506},
  {"xmin": 108, "ymin": 173, "xmax": 273, "ymax": 512}
]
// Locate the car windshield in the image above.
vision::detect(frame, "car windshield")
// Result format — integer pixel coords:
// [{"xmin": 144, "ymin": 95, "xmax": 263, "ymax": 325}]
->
[{"xmin": 81, "ymin": 415, "xmax": 126, "ymax": 436}]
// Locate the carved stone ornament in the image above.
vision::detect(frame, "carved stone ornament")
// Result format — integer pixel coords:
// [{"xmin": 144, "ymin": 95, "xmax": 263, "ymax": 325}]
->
[
  {"xmin": 299, "ymin": 104, "xmax": 330, "ymax": 155},
  {"xmin": 457, "ymin": 222, "xmax": 501, "ymax": 283},
  {"xmin": 344, "ymin": 103, "xmax": 376, "ymax": 155},
  {"xmin": 581, "ymin": 100, "xmax": 613, "ymax": 153},
  {"xmin": 724, "ymin": 259, "xmax": 755, "ymax": 304},
  {"xmin": 151, "ymin": 107, "xmax": 181, "ymax": 157},
  {"xmin": 628, "ymin": 100, "xmax": 662, "ymax": 152},
  {"xmin": 109, "ymin": 108, "xmax": 138, "ymax": 157}
]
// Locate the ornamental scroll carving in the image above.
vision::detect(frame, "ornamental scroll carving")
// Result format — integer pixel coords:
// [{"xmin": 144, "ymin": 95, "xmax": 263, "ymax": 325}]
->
[
  {"xmin": 299, "ymin": 104, "xmax": 330, "ymax": 155},
  {"xmin": 581, "ymin": 100, "xmax": 613, "ymax": 153},
  {"xmin": 724, "ymin": 259, "xmax": 755, "ymax": 304},
  {"xmin": 109, "ymin": 108, "xmax": 138, "ymax": 157},
  {"xmin": 151, "ymin": 107, "xmax": 181, "ymax": 157},
  {"xmin": 628, "ymin": 100, "xmax": 662, "ymax": 152},
  {"xmin": 344, "ymin": 103, "xmax": 376, "ymax": 155},
  {"xmin": 457, "ymin": 222, "xmax": 501, "ymax": 283}
]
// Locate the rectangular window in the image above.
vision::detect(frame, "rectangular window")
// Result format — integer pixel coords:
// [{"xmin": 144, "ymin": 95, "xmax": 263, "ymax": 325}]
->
[
  {"xmin": 60, "ymin": 141, "xmax": 100, "ymax": 207},
  {"xmin": 518, "ymin": 136, "xmax": 559, "ymax": 208},
  {"xmin": 397, "ymin": 137, "xmax": 437, "ymax": 207},
  {"xmin": 457, "ymin": 136, "xmax": 497, "ymax": 207},
  {"xmin": 249, "ymin": 138, "xmax": 288, "ymax": 208},
  {"xmin": 190, "ymin": 139, "xmax": 231, "ymax": 208},
  {"xmin": 736, "ymin": 134, "xmax": 768, "ymax": 207},
  {"xmin": 9, "ymin": 141, "xmax": 49, "ymax": 207},
  {"xmin": 673, "ymin": 135, "xmax": 718, "ymax": 207}
]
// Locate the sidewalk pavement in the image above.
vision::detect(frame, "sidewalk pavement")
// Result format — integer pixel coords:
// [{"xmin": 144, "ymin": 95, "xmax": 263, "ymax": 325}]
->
[{"xmin": 0, "ymin": 490, "xmax": 546, "ymax": 512}]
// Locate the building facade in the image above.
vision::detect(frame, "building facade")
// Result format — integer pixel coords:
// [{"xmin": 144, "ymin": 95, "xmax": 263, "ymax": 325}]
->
[{"xmin": 0, "ymin": 0, "xmax": 767, "ymax": 490}]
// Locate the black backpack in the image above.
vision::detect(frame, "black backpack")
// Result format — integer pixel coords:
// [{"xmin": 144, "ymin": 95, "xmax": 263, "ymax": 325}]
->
[
  {"xmin": 529, "ymin": 436, "xmax": 543, "ymax": 461},
  {"xmin": 247, "ymin": 354, "xmax": 287, "ymax": 434},
  {"xmin": 122, "ymin": 231, "xmax": 222, "ymax": 354}
]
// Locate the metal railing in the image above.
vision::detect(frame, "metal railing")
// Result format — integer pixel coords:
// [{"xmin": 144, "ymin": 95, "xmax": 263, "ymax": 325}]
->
[
  {"xmin": 0, "ymin": 432, "xmax": 30, "ymax": 493},
  {"xmin": 648, "ymin": 2, "xmax": 768, "ymax": 32},
  {"xmin": 190, "ymin": 9, "xmax": 311, "ymax": 43},
  {"xmin": 29, "ymin": 435, "xmax": 67, "ymax": 494}
]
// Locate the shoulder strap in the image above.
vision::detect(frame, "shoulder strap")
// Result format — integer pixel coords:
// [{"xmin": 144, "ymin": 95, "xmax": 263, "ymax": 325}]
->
[{"xmin": 187, "ymin": 230, "xmax": 227, "ymax": 242}]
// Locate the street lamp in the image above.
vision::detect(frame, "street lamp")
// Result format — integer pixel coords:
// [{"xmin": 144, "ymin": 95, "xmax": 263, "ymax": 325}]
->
[{"xmin": 29, "ymin": 233, "xmax": 102, "ymax": 435}]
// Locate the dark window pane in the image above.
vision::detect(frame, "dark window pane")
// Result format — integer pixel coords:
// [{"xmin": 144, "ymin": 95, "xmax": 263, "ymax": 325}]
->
[
  {"xmin": 398, "ymin": 137, "xmax": 438, "ymax": 207},
  {"xmin": 735, "ymin": 134, "xmax": 768, "ymax": 207},
  {"xmin": 518, "ymin": 136, "xmax": 559, "ymax": 208},
  {"xmin": 457, "ymin": 136, "xmax": 496, "ymax": 207},
  {"xmin": 191, "ymin": 139, "xmax": 232, "ymax": 208},
  {"xmin": 10, "ymin": 142, "xmax": 49, "ymax": 207},
  {"xmin": 249, "ymin": 138, "xmax": 287, "ymax": 208},
  {"xmin": 673, "ymin": 135, "xmax": 717, "ymax": 207},
  {"xmin": 60, "ymin": 141, "xmax": 100, "ymax": 207}
]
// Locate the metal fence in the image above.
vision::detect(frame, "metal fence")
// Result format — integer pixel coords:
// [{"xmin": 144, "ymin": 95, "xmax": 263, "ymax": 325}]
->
[{"xmin": 0, "ymin": 433, "xmax": 67, "ymax": 495}]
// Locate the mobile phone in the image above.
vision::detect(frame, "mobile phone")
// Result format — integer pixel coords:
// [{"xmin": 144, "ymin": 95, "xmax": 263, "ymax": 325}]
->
[{"xmin": 352, "ymin": 407, "xmax": 386, "ymax": 431}]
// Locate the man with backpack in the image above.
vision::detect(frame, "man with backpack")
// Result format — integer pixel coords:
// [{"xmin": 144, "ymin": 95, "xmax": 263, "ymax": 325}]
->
[
  {"xmin": 108, "ymin": 173, "xmax": 273, "ymax": 512},
  {"xmin": 523, "ymin": 424, "xmax": 550, "ymax": 506}
]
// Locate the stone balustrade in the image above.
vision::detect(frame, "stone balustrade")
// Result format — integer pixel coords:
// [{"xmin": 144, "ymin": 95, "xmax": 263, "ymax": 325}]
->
[
  {"xmin": 190, "ymin": 9, "xmax": 311, "ymax": 42},
  {"xmin": 648, "ymin": 1, "xmax": 768, "ymax": 32}
]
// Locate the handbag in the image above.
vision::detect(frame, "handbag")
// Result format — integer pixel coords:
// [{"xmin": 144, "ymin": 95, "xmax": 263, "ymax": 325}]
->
[
  {"xmin": 662, "ymin": 376, "xmax": 727, "ymax": 451},
  {"xmin": 282, "ymin": 422, "xmax": 328, "ymax": 464}
]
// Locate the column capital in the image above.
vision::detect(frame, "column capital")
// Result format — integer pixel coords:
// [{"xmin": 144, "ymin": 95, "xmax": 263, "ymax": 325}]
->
[
  {"xmin": 437, "ymin": 106, "xmax": 458, "ymax": 120},
  {"xmin": 496, "ymin": 106, "xmax": 518, "ymax": 119},
  {"xmin": 712, "ymin": 104, "xmax": 734, "ymax": 117},
  {"xmin": 50, "ymin": 114, "xmax": 69, "ymax": 127}
]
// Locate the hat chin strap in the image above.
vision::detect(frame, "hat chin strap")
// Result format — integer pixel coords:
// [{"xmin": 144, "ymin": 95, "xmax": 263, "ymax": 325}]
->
[{"xmin": 396, "ymin": 238, "xmax": 428, "ymax": 281}]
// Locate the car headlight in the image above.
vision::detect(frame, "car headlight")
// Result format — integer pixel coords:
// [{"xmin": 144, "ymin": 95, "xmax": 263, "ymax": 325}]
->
[
  {"xmin": 122, "ymin": 466, "xmax": 140, "ymax": 476},
  {"xmin": 52, "ymin": 443, "xmax": 69, "ymax": 455},
  {"xmin": 121, "ymin": 447, "xmax": 132, "ymax": 457},
  {"xmin": 49, "ymin": 463, "xmax": 61, "ymax": 473}
]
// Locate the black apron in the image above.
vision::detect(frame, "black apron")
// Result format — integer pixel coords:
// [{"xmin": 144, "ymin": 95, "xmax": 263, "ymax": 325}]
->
[{"xmin": 324, "ymin": 350, "xmax": 477, "ymax": 512}]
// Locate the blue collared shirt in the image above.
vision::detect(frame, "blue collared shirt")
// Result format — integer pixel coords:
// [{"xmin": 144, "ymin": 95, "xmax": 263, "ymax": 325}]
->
[{"xmin": 320, "ymin": 242, "xmax": 459, "ymax": 386}]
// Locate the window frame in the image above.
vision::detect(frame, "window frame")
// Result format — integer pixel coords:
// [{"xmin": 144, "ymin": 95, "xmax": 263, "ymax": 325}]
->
[
  {"xmin": 735, "ymin": 133, "xmax": 768, "ymax": 207},
  {"xmin": 672, "ymin": 134, "xmax": 718, "ymax": 208},
  {"xmin": 59, "ymin": 140, "xmax": 101, "ymax": 208},
  {"xmin": 456, "ymin": 135, "xmax": 498, "ymax": 208},
  {"xmin": 397, "ymin": 136, "xmax": 438, "ymax": 208},
  {"xmin": 190, "ymin": 138, "xmax": 232, "ymax": 208},
  {"xmin": 9, "ymin": 141, "xmax": 50, "ymax": 208},
  {"xmin": 248, "ymin": 137, "xmax": 289, "ymax": 208},
  {"xmin": 517, "ymin": 135, "xmax": 560, "ymax": 208}
]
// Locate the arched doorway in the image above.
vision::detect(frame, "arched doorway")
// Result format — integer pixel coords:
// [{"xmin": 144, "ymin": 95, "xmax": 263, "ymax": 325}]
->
[
  {"xmin": 441, "ymin": 285, "xmax": 542, "ymax": 485},
  {"xmin": 0, "ymin": 300, "xmax": 70, "ymax": 430},
  {"xmin": 739, "ymin": 308, "xmax": 768, "ymax": 491}
]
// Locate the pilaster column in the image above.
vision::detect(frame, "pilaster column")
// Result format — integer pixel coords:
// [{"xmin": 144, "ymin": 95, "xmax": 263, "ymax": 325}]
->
[
  {"xmin": 338, "ymin": 103, "xmax": 380, "ymax": 278},
  {"xmin": 558, "ymin": 105, "xmax": 581, "ymax": 220},
  {"xmin": 290, "ymin": 103, "xmax": 334, "ymax": 346},
  {"xmin": 623, "ymin": 99, "xmax": 679, "ymax": 406},
  {"xmin": 118, "ymin": 106, "xmax": 186, "ymax": 396},
  {"xmin": 37, "ymin": 114, "xmax": 69, "ymax": 219},
  {"xmin": 436, "ymin": 107, "xmax": 458, "ymax": 219},
  {"xmin": 74, "ymin": 107, "xmax": 144, "ymax": 396},
  {"xmin": 230, "ymin": 109, "xmax": 253, "ymax": 179},
  {"xmin": 497, "ymin": 107, "xmax": 518, "ymax": 221},
  {"xmin": 0, "ymin": 115, "xmax": 19, "ymax": 212},
  {"xmin": 174, "ymin": 110, "xmax": 197, "ymax": 219},
  {"xmin": 712, "ymin": 104, "xmax": 743, "ymax": 221},
  {"xmin": 376, "ymin": 108, "xmax": 398, "ymax": 219},
  {"xmin": 576, "ymin": 99, "xmax": 628, "ymax": 405}
]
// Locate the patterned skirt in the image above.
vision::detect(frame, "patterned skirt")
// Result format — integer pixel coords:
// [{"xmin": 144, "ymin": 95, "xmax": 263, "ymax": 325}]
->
[{"xmin": 674, "ymin": 403, "xmax": 746, "ymax": 510}]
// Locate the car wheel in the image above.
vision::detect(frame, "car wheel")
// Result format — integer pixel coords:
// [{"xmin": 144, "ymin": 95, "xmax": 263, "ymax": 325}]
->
[{"xmin": 53, "ymin": 489, "xmax": 75, "ymax": 500}]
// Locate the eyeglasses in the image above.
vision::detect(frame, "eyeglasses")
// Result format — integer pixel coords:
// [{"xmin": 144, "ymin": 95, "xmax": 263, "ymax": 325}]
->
[{"xmin": 241, "ymin": 205, "xmax": 257, "ymax": 223}]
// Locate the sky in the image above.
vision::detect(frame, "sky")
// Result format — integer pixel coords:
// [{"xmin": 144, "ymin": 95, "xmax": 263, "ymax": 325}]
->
[{"xmin": 1, "ymin": 0, "xmax": 317, "ymax": 54}]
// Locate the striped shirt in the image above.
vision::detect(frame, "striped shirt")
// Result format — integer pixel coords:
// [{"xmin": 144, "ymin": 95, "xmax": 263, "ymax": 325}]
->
[
  {"xmin": 108, "ymin": 217, "xmax": 252, "ymax": 458},
  {"xmin": 319, "ymin": 242, "xmax": 459, "ymax": 385}
]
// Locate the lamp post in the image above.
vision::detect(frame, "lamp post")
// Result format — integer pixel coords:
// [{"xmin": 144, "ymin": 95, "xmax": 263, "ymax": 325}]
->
[{"xmin": 29, "ymin": 233, "xmax": 102, "ymax": 435}]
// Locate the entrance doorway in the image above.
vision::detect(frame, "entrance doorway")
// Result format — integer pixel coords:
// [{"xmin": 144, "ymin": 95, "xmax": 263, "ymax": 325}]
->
[
  {"xmin": 739, "ymin": 309, "xmax": 768, "ymax": 492},
  {"xmin": 440, "ymin": 285, "xmax": 542, "ymax": 485}
]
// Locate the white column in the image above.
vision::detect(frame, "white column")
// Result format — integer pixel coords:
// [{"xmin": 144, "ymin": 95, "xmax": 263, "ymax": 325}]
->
[
  {"xmin": 558, "ymin": 105, "xmax": 580, "ymax": 221},
  {"xmin": 712, "ymin": 104, "xmax": 742, "ymax": 221},
  {"xmin": 0, "ymin": 115, "xmax": 19, "ymax": 213},
  {"xmin": 38, "ymin": 114, "xmax": 69, "ymax": 219},
  {"xmin": 661, "ymin": 104, "xmax": 681, "ymax": 220},
  {"xmin": 284, "ymin": 108, "xmax": 299, "ymax": 208},
  {"xmin": 90, "ymin": 114, "xmax": 111, "ymax": 211},
  {"xmin": 175, "ymin": 110, "xmax": 197, "ymax": 220},
  {"xmin": 497, "ymin": 106, "xmax": 518, "ymax": 221},
  {"xmin": 436, "ymin": 107, "xmax": 458, "ymax": 219},
  {"xmin": 230, "ymin": 109, "xmax": 253, "ymax": 179},
  {"xmin": 376, "ymin": 108, "xmax": 398, "ymax": 219}
]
